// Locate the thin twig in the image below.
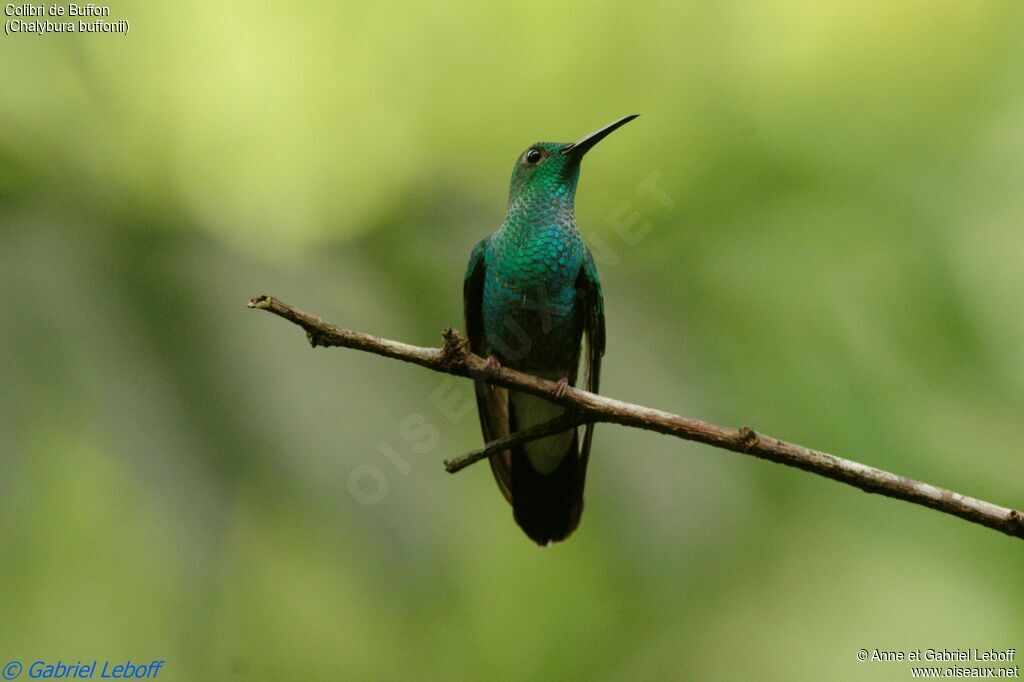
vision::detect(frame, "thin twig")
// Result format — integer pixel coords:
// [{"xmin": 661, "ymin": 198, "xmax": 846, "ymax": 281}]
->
[
  {"xmin": 248, "ymin": 295, "xmax": 1024, "ymax": 541},
  {"xmin": 443, "ymin": 413, "xmax": 591, "ymax": 473}
]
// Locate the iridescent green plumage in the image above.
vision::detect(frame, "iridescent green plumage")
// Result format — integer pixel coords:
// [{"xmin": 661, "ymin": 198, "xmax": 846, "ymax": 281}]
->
[{"xmin": 463, "ymin": 115, "xmax": 634, "ymax": 545}]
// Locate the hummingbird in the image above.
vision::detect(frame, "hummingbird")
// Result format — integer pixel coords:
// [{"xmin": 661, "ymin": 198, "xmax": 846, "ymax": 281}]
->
[{"xmin": 463, "ymin": 114, "xmax": 638, "ymax": 545}]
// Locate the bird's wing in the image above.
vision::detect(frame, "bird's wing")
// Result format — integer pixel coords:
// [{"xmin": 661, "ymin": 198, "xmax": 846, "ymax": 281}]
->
[
  {"xmin": 576, "ymin": 247, "xmax": 606, "ymax": 472},
  {"xmin": 464, "ymin": 238, "xmax": 512, "ymax": 502}
]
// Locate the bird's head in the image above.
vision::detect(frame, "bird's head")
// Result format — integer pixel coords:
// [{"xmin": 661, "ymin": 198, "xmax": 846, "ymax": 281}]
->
[{"xmin": 507, "ymin": 114, "xmax": 639, "ymax": 206}]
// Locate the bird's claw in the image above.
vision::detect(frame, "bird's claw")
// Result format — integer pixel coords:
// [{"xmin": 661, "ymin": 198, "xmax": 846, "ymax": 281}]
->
[
  {"xmin": 553, "ymin": 377, "xmax": 569, "ymax": 398},
  {"xmin": 485, "ymin": 355, "xmax": 502, "ymax": 375}
]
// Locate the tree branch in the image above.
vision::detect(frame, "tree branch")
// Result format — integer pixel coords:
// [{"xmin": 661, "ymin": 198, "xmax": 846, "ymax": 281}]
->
[
  {"xmin": 248, "ymin": 295, "xmax": 1024, "ymax": 541},
  {"xmin": 443, "ymin": 413, "xmax": 590, "ymax": 473}
]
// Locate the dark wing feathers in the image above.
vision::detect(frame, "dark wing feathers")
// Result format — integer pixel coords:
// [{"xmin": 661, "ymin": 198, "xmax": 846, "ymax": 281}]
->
[
  {"xmin": 463, "ymin": 238, "xmax": 513, "ymax": 502},
  {"xmin": 576, "ymin": 248, "xmax": 605, "ymax": 472}
]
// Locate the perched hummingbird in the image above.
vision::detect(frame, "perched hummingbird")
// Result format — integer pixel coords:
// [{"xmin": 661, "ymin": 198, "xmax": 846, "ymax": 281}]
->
[{"xmin": 463, "ymin": 114, "xmax": 638, "ymax": 545}]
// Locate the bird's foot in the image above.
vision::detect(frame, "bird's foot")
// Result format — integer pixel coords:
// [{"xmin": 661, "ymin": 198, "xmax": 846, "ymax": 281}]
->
[
  {"xmin": 553, "ymin": 376, "xmax": 569, "ymax": 398},
  {"xmin": 485, "ymin": 355, "xmax": 502, "ymax": 375}
]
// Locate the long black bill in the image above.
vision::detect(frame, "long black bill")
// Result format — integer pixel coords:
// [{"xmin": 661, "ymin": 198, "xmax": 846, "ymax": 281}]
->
[{"xmin": 561, "ymin": 114, "xmax": 639, "ymax": 157}]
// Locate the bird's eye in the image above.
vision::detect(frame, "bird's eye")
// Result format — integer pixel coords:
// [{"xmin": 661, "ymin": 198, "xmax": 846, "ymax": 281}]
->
[{"xmin": 525, "ymin": 148, "xmax": 543, "ymax": 165}]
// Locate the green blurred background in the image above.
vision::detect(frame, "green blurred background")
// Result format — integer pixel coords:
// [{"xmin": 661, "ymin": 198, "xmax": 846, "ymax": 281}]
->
[{"xmin": 2, "ymin": 0, "xmax": 1022, "ymax": 679}]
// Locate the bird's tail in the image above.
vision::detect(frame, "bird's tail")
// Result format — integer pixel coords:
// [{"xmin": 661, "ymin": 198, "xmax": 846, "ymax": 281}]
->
[{"xmin": 508, "ymin": 394, "xmax": 585, "ymax": 545}]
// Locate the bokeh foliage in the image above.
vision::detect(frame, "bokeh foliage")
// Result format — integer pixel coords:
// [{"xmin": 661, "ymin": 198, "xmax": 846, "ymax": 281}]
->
[{"xmin": 1, "ymin": 1, "xmax": 1022, "ymax": 679}]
